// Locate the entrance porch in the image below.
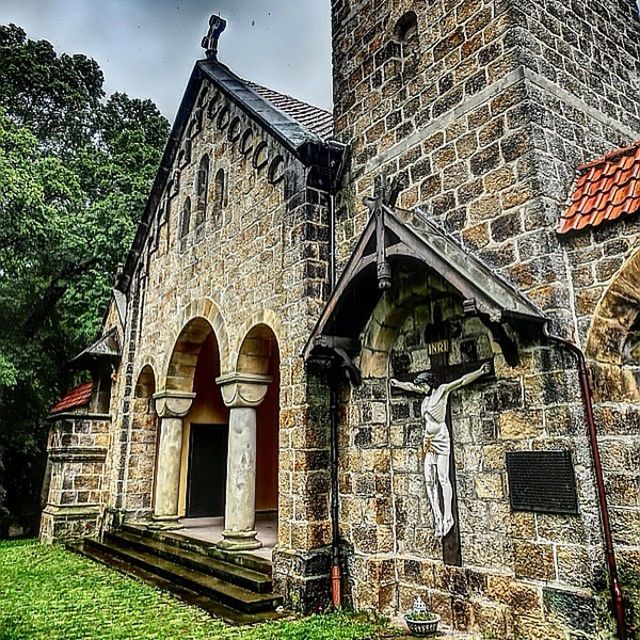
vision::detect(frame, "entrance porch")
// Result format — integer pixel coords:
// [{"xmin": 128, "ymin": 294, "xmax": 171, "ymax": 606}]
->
[{"xmin": 174, "ymin": 512, "xmax": 277, "ymax": 562}]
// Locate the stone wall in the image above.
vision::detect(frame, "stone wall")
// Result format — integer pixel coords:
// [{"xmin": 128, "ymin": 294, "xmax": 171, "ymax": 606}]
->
[
  {"xmin": 102, "ymin": 78, "xmax": 336, "ymax": 607},
  {"xmin": 329, "ymin": 1, "xmax": 640, "ymax": 631},
  {"xmin": 122, "ymin": 394, "xmax": 158, "ymax": 517},
  {"xmin": 337, "ymin": 266, "xmax": 609, "ymax": 638},
  {"xmin": 330, "ymin": 0, "xmax": 640, "ymax": 319},
  {"xmin": 40, "ymin": 415, "xmax": 110, "ymax": 543}
]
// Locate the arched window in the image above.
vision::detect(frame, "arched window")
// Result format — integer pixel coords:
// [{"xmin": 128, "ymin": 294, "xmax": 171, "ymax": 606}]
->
[
  {"xmin": 394, "ymin": 11, "xmax": 419, "ymax": 79},
  {"xmin": 195, "ymin": 155, "xmax": 209, "ymax": 227},
  {"xmin": 212, "ymin": 168, "xmax": 225, "ymax": 224},
  {"xmin": 180, "ymin": 197, "xmax": 191, "ymax": 239},
  {"xmin": 178, "ymin": 139, "xmax": 192, "ymax": 167}
]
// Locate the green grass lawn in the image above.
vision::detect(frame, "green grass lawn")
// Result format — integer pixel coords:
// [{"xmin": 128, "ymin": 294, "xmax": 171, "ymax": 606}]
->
[{"xmin": 0, "ymin": 539, "xmax": 392, "ymax": 640}]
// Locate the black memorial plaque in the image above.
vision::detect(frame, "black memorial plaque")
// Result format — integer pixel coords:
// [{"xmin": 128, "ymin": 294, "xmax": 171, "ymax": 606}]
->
[{"xmin": 506, "ymin": 450, "xmax": 579, "ymax": 515}]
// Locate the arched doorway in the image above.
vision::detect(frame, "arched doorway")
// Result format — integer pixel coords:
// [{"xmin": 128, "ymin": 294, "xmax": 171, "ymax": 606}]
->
[
  {"xmin": 215, "ymin": 323, "xmax": 280, "ymax": 550},
  {"xmin": 180, "ymin": 331, "xmax": 229, "ymax": 518},
  {"xmin": 237, "ymin": 324, "xmax": 280, "ymax": 520},
  {"xmin": 156, "ymin": 316, "xmax": 227, "ymax": 524}
]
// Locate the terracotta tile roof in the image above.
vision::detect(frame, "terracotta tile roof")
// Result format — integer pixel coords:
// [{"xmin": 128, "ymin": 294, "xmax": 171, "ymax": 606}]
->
[
  {"xmin": 50, "ymin": 381, "xmax": 93, "ymax": 415},
  {"xmin": 558, "ymin": 141, "xmax": 640, "ymax": 235},
  {"xmin": 246, "ymin": 81, "xmax": 334, "ymax": 141}
]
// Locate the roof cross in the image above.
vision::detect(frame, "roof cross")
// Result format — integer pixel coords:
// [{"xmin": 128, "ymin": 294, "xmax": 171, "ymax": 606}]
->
[{"xmin": 201, "ymin": 15, "xmax": 227, "ymax": 60}]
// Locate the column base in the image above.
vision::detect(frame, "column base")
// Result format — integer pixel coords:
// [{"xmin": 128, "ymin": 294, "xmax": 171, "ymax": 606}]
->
[
  {"xmin": 217, "ymin": 529, "xmax": 262, "ymax": 551},
  {"xmin": 148, "ymin": 515, "xmax": 181, "ymax": 530}
]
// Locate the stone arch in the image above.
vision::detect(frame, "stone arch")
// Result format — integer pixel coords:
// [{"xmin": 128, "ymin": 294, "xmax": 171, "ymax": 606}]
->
[
  {"xmin": 232, "ymin": 310, "xmax": 283, "ymax": 372},
  {"xmin": 235, "ymin": 321, "xmax": 281, "ymax": 515},
  {"xmin": 586, "ymin": 249, "xmax": 640, "ymax": 365},
  {"xmin": 585, "ymin": 249, "xmax": 640, "ymax": 401},
  {"xmin": 134, "ymin": 364, "xmax": 156, "ymax": 399},
  {"xmin": 236, "ymin": 325, "xmax": 280, "ymax": 376},
  {"xmin": 127, "ymin": 363, "xmax": 159, "ymax": 513},
  {"xmin": 360, "ymin": 267, "xmax": 457, "ymax": 378},
  {"xmin": 160, "ymin": 298, "xmax": 230, "ymax": 392}
]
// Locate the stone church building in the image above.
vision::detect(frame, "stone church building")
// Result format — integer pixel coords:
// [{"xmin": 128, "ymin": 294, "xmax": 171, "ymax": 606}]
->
[{"xmin": 41, "ymin": 1, "xmax": 640, "ymax": 638}]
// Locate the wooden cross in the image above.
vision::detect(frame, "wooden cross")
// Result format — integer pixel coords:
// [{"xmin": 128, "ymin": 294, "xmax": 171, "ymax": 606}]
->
[{"xmin": 428, "ymin": 338, "xmax": 493, "ymax": 566}]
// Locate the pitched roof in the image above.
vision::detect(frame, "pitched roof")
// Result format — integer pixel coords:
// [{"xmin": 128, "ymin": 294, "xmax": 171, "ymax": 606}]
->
[
  {"xmin": 558, "ymin": 141, "xmax": 640, "ymax": 234},
  {"xmin": 199, "ymin": 61, "xmax": 333, "ymax": 147},
  {"xmin": 50, "ymin": 381, "xmax": 93, "ymax": 415},
  {"xmin": 246, "ymin": 81, "xmax": 333, "ymax": 140},
  {"xmin": 304, "ymin": 206, "xmax": 545, "ymax": 362},
  {"xmin": 116, "ymin": 58, "xmax": 343, "ymax": 294},
  {"xmin": 70, "ymin": 328, "xmax": 121, "ymax": 365}
]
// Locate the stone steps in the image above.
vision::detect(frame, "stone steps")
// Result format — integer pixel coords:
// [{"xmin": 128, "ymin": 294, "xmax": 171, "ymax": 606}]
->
[
  {"xmin": 106, "ymin": 529, "xmax": 273, "ymax": 593},
  {"xmin": 123, "ymin": 523, "xmax": 272, "ymax": 575},
  {"xmin": 69, "ymin": 526, "xmax": 285, "ymax": 625}
]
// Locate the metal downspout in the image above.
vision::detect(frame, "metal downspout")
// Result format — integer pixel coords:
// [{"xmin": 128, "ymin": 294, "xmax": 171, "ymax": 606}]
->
[
  {"xmin": 329, "ymin": 377, "xmax": 342, "ymax": 607},
  {"xmin": 543, "ymin": 324, "xmax": 627, "ymax": 639}
]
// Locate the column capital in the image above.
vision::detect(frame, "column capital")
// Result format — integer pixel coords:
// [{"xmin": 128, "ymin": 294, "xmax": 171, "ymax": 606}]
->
[
  {"xmin": 215, "ymin": 372, "xmax": 272, "ymax": 408},
  {"xmin": 153, "ymin": 390, "xmax": 195, "ymax": 418}
]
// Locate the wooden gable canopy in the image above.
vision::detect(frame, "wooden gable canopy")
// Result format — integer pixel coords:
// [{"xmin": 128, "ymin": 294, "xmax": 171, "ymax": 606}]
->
[
  {"xmin": 303, "ymin": 204, "xmax": 546, "ymax": 375},
  {"xmin": 70, "ymin": 327, "xmax": 121, "ymax": 367}
]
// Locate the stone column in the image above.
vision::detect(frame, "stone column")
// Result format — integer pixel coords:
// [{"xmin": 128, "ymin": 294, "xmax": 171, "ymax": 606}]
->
[
  {"xmin": 216, "ymin": 372, "xmax": 271, "ymax": 550},
  {"xmin": 151, "ymin": 390, "xmax": 195, "ymax": 529}
]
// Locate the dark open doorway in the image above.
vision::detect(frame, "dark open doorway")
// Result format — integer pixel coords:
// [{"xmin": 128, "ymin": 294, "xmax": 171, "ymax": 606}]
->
[{"xmin": 186, "ymin": 423, "xmax": 228, "ymax": 518}]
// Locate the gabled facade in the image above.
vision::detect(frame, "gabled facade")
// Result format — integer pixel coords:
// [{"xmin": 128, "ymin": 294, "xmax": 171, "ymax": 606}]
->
[{"xmin": 41, "ymin": 5, "xmax": 640, "ymax": 638}]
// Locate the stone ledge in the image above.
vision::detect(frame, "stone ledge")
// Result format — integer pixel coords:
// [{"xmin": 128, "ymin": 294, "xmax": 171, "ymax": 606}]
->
[
  {"xmin": 48, "ymin": 447, "xmax": 108, "ymax": 462},
  {"xmin": 42, "ymin": 504, "xmax": 102, "ymax": 518},
  {"xmin": 47, "ymin": 412, "xmax": 111, "ymax": 422}
]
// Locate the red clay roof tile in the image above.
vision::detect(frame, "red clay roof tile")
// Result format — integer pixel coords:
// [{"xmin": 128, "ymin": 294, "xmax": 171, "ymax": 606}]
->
[
  {"xmin": 49, "ymin": 381, "xmax": 93, "ymax": 415},
  {"xmin": 558, "ymin": 141, "xmax": 640, "ymax": 235}
]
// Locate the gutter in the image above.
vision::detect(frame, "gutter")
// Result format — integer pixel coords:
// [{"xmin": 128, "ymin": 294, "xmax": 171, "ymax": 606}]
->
[{"xmin": 543, "ymin": 323, "xmax": 627, "ymax": 640}]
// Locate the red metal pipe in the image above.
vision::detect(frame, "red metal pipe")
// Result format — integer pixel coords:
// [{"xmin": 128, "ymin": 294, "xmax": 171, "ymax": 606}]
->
[
  {"xmin": 543, "ymin": 325, "xmax": 626, "ymax": 639},
  {"xmin": 331, "ymin": 564, "xmax": 342, "ymax": 608}
]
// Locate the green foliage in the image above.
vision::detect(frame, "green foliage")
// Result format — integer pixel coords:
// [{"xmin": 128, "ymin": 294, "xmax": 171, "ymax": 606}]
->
[
  {"xmin": 0, "ymin": 24, "xmax": 104, "ymax": 153},
  {"xmin": 0, "ymin": 540, "xmax": 389, "ymax": 640},
  {"xmin": 0, "ymin": 24, "xmax": 169, "ymax": 521}
]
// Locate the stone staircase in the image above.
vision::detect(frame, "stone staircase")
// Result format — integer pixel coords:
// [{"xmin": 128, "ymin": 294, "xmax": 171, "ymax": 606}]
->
[{"xmin": 70, "ymin": 523, "xmax": 285, "ymax": 625}]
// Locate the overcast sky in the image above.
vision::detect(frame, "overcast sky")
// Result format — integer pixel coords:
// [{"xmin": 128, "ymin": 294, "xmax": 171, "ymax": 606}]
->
[{"xmin": 0, "ymin": 0, "xmax": 333, "ymax": 121}]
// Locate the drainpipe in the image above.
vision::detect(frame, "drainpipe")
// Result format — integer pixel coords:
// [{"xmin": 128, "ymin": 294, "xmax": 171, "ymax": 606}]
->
[
  {"xmin": 543, "ymin": 324, "xmax": 626, "ymax": 640},
  {"xmin": 329, "ymin": 194, "xmax": 336, "ymax": 293},
  {"xmin": 329, "ymin": 376, "xmax": 342, "ymax": 608}
]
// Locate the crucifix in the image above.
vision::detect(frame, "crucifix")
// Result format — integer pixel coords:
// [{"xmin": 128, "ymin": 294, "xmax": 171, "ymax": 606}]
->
[{"xmin": 391, "ymin": 326, "xmax": 493, "ymax": 566}]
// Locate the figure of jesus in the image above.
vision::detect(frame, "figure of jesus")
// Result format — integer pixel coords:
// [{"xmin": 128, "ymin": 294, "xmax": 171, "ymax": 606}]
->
[{"xmin": 390, "ymin": 362, "xmax": 490, "ymax": 539}]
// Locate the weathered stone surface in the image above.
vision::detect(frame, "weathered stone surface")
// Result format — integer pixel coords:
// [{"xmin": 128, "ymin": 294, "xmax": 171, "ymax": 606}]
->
[{"xmin": 40, "ymin": 0, "xmax": 640, "ymax": 636}]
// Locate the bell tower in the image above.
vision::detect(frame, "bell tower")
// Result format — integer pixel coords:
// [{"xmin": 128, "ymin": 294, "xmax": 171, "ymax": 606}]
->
[{"xmin": 331, "ymin": 0, "xmax": 640, "ymax": 296}]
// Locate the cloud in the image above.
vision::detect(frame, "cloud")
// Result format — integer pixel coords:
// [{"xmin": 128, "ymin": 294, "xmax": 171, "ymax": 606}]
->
[{"xmin": 0, "ymin": 0, "xmax": 333, "ymax": 120}]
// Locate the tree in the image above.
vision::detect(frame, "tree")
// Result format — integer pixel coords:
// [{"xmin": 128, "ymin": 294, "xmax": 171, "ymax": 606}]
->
[{"xmin": 0, "ymin": 25, "xmax": 169, "ymax": 526}]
